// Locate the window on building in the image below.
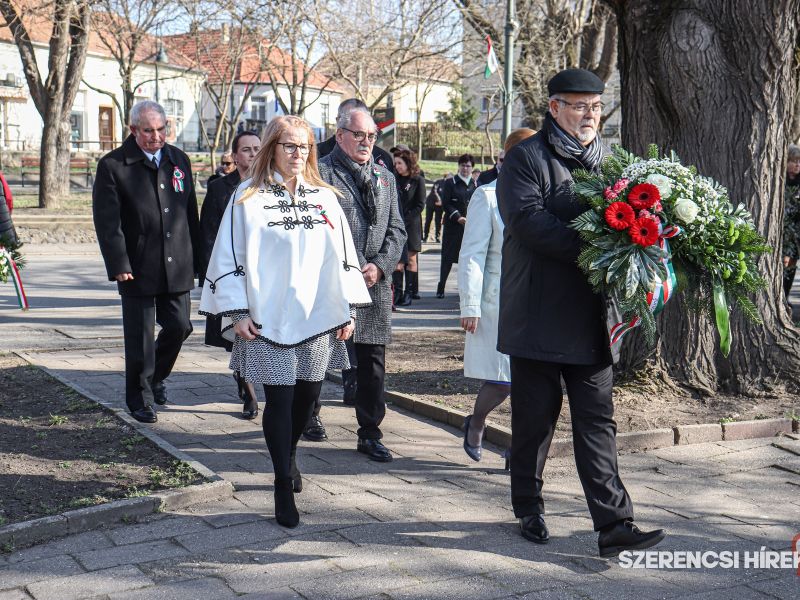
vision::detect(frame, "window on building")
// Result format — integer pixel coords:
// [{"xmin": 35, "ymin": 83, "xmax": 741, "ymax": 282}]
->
[
  {"xmin": 481, "ymin": 96, "xmax": 495, "ymax": 113},
  {"xmin": 251, "ymin": 97, "xmax": 266, "ymax": 122},
  {"xmin": 320, "ymin": 102, "xmax": 329, "ymax": 125},
  {"xmin": 409, "ymin": 109, "xmax": 418, "ymax": 122},
  {"xmin": 164, "ymin": 98, "xmax": 183, "ymax": 117}
]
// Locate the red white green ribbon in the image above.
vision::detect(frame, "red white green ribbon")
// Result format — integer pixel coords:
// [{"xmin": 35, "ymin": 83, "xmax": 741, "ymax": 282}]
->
[
  {"xmin": 0, "ymin": 246, "xmax": 29, "ymax": 310},
  {"xmin": 172, "ymin": 167, "xmax": 185, "ymax": 193},
  {"xmin": 609, "ymin": 224, "xmax": 681, "ymax": 345}
]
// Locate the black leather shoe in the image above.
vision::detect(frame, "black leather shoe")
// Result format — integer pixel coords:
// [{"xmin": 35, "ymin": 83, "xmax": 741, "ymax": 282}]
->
[
  {"xmin": 357, "ymin": 438, "xmax": 393, "ymax": 462},
  {"xmin": 519, "ymin": 514, "xmax": 549, "ymax": 544},
  {"xmin": 397, "ymin": 291, "xmax": 412, "ymax": 307},
  {"xmin": 411, "ymin": 292, "xmax": 421, "ymax": 300},
  {"xmin": 152, "ymin": 382, "xmax": 168, "ymax": 405},
  {"xmin": 241, "ymin": 401, "xmax": 259, "ymax": 420},
  {"xmin": 131, "ymin": 407, "xmax": 157, "ymax": 423},
  {"xmin": 302, "ymin": 415, "xmax": 328, "ymax": 442},
  {"xmin": 435, "ymin": 282, "xmax": 445, "ymax": 299},
  {"xmin": 598, "ymin": 520, "xmax": 666, "ymax": 558},
  {"xmin": 274, "ymin": 479, "xmax": 299, "ymax": 528}
]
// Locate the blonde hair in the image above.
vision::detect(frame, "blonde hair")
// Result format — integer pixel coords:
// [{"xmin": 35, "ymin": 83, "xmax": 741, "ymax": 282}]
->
[
  {"xmin": 239, "ymin": 115, "xmax": 339, "ymax": 202},
  {"xmin": 504, "ymin": 127, "xmax": 537, "ymax": 153}
]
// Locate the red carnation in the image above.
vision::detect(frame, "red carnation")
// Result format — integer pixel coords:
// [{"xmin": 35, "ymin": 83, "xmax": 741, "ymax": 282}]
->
[
  {"xmin": 628, "ymin": 216, "xmax": 660, "ymax": 247},
  {"xmin": 604, "ymin": 201, "xmax": 636, "ymax": 230},
  {"xmin": 627, "ymin": 183, "xmax": 660, "ymax": 210}
]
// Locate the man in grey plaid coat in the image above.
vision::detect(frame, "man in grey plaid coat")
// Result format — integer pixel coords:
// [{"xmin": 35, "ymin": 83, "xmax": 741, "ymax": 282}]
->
[{"xmin": 317, "ymin": 107, "xmax": 407, "ymax": 462}]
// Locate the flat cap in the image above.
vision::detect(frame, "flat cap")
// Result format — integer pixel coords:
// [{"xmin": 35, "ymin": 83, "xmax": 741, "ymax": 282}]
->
[{"xmin": 547, "ymin": 68, "xmax": 605, "ymax": 96}]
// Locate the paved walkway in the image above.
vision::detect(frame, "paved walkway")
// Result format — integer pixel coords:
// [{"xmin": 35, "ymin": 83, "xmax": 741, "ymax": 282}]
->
[{"xmin": 1, "ymin": 244, "xmax": 799, "ymax": 599}]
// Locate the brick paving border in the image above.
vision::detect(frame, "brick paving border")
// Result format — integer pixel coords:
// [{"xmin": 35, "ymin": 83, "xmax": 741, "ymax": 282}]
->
[
  {"xmin": 327, "ymin": 371, "xmax": 800, "ymax": 456},
  {"xmin": 0, "ymin": 352, "xmax": 235, "ymax": 551}
]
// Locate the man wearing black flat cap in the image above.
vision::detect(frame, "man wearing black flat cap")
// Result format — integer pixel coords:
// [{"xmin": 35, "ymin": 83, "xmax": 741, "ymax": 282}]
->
[{"xmin": 496, "ymin": 68, "xmax": 666, "ymax": 557}]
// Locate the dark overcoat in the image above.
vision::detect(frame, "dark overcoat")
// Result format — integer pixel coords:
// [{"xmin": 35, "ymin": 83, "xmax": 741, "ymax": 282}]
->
[
  {"xmin": 441, "ymin": 175, "xmax": 476, "ymax": 263},
  {"xmin": 396, "ymin": 174, "xmax": 426, "ymax": 253},
  {"xmin": 476, "ymin": 165, "xmax": 499, "ymax": 186},
  {"xmin": 318, "ymin": 153, "xmax": 406, "ymax": 345},
  {"xmin": 495, "ymin": 126, "xmax": 621, "ymax": 365},
  {"xmin": 200, "ymin": 169, "xmax": 241, "ymax": 349},
  {"xmin": 92, "ymin": 135, "xmax": 200, "ymax": 297}
]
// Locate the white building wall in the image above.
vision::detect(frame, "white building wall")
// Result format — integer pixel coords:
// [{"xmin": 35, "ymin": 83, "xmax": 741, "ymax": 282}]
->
[
  {"xmin": 393, "ymin": 81, "xmax": 454, "ymax": 123},
  {"xmin": 0, "ymin": 40, "xmax": 204, "ymax": 153}
]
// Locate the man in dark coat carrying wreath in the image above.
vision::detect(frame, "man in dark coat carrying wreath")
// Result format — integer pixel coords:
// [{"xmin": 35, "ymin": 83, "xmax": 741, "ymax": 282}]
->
[
  {"xmin": 496, "ymin": 68, "xmax": 666, "ymax": 557},
  {"xmin": 93, "ymin": 100, "xmax": 200, "ymax": 424}
]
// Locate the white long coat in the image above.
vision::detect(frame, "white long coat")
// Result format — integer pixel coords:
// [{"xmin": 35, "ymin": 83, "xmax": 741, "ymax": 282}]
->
[{"xmin": 457, "ymin": 180, "xmax": 510, "ymax": 382}]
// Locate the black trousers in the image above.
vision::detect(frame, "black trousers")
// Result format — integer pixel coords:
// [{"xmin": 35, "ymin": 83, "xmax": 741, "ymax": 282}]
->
[
  {"xmin": 424, "ymin": 205, "xmax": 443, "ymax": 239},
  {"xmin": 509, "ymin": 357, "xmax": 633, "ymax": 531},
  {"xmin": 121, "ymin": 291, "xmax": 193, "ymax": 412},
  {"xmin": 310, "ymin": 338, "xmax": 358, "ymax": 419},
  {"xmin": 354, "ymin": 342, "xmax": 386, "ymax": 440},
  {"xmin": 262, "ymin": 381, "xmax": 322, "ymax": 480},
  {"xmin": 784, "ymin": 266, "xmax": 796, "ymax": 298}
]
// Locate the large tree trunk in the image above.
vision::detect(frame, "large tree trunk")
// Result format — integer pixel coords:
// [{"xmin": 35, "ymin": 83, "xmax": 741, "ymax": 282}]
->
[
  {"xmin": 611, "ymin": 0, "xmax": 800, "ymax": 395},
  {"xmin": 39, "ymin": 115, "xmax": 72, "ymax": 206}
]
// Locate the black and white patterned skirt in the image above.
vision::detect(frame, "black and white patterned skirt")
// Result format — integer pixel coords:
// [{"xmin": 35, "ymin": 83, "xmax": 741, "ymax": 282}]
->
[{"xmin": 229, "ymin": 332, "xmax": 350, "ymax": 385}]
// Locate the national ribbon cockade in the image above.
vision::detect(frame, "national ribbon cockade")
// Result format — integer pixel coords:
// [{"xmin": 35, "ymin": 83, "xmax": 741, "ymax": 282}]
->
[
  {"xmin": 0, "ymin": 244, "xmax": 28, "ymax": 310},
  {"xmin": 172, "ymin": 167, "xmax": 185, "ymax": 193}
]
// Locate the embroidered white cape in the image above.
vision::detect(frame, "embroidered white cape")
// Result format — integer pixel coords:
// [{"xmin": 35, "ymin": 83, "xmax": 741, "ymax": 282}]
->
[{"xmin": 199, "ymin": 174, "xmax": 372, "ymax": 346}]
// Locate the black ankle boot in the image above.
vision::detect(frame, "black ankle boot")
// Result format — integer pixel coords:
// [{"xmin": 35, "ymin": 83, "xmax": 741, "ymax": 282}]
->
[
  {"xmin": 391, "ymin": 271, "xmax": 404, "ymax": 305},
  {"xmin": 274, "ymin": 478, "xmax": 299, "ymax": 527},
  {"xmin": 397, "ymin": 291, "xmax": 412, "ymax": 306},
  {"xmin": 408, "ymin": 271, "xmax": 420, "ymax": 299},
  {"xmin": 436, "ymin": 281, "xmax": 445, "ymax": 298}
]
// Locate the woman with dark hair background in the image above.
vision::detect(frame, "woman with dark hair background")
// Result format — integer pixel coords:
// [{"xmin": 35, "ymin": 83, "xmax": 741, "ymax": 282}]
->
[
  {"xmin": 200, "ymin": 130, "xmax": 261, "ymax": 418},
  {"xmin": 392, "ymin": 149, "xmax": 425, "ymax": 306}
]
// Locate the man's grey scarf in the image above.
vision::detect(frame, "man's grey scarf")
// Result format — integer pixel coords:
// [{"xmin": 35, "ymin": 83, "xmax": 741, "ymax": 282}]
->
[
  {"xmin": 331, "ymin": 144, "xmax": 378, "ymax": 225},
  {"xmin": 544, "ymin": 112, "xmax": 603, "ymax": 172}
]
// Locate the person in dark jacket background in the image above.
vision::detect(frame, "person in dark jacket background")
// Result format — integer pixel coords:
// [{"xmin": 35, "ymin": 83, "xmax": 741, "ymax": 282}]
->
[
  {"xmin": 496, "ymin": 68, "xmax": 665, "ymax": 557},
  {"xmin": 200, "ymin": 130, "xmax": 261, "ymax": 419},
  {"xmin": 391, "ymin": 148, "xmax": 426, "ymax": 306},
  {"xmin": 423, "ymin": 173, "xmax": 448, "ymax": 243},
  {"xmin": 476, "ymin": 151, "xmax": 503, "ymax": 186},
  {"xmin": 437, "ymin": 155, "xmax": 476, "ymax": 298},
  {"xmin": 93, "ymin": 100, "xmax": 200, "ymax": 424}
]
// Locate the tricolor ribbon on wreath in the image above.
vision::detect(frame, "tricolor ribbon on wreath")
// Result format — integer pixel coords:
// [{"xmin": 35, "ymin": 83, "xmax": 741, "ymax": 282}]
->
[
  {"xmin": 172, "ymin": 167, "xmax": 185, "ymax": 193},
  {"xmin": 0, "ymin": 245, "xmax": 29, "ymax": 310},
  {"xmin": 609, "ymin": 224, "xmax": 681, "ymax": 345}
]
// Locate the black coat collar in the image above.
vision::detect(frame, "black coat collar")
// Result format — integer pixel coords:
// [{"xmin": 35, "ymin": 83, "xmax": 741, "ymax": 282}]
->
[{"xmin": 122, "ymin": 134, "xmax": 177, "ymax": 170}]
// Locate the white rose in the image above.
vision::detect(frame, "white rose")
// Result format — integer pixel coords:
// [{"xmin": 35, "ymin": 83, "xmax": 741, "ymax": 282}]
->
[
  {"xmin": 646, "ymin": 173, "xmax": 673, "ymax": 198},
  {"xmin": 673, "ymin": 198, "xmax": 700, "ymax": 224}
]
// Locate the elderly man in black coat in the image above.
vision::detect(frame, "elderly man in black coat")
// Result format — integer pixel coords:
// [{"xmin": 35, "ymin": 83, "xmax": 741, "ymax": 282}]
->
[
  {"xmin": 496, "ymin": 69, "xmax": 665, "ymax": 557},
  {"xmin": 93, "ymin": 100, "xmax": 200, "ymax": 424}
]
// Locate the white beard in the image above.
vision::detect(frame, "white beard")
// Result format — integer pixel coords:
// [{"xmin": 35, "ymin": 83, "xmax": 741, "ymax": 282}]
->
[{"xmin": 576, "ymin": 128, "xmax": 596, "ymax": 143}]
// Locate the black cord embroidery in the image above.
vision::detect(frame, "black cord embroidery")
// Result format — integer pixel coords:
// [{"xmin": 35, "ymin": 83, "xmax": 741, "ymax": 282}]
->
[
  {"xmin": 268, "ymin": 183, "xmax": 285, "ymax": 196},
  {"xmin": 339, "ymin": 215, "xmax": 361, "ymax": 271},
  {"xmin": 297, "ymin": 184, "xmax": 319, "ymax": 198},
  {"xmin": 205, "ymin": 198, "xmax": 246, "ymax": 294}
]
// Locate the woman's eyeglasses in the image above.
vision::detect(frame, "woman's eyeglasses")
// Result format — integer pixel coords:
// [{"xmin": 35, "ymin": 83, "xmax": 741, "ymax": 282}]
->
[
  {"xmin": 278, "ymin": 143, "xmax": 311, "ymax": 155},
  {"xmin": 221, "ymin": 161, "xmax": 233, "ymax": 166}
]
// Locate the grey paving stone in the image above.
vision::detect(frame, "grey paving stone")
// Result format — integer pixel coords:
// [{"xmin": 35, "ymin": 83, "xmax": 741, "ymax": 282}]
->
[
  {"xmin": 0, "ymin": 590, "xmax": 33, "ymax": 600},
  {"xmin": 174, "ymin": 519, "xmax": 287, "ymax": 553},
  {"xmin": 5, "ymin": 531, "xmax": 113, "ymax": 565},
  {"xmin": 0, "ymin": 555, "xmax": 85, "ymax": 591},
  {"xmin": 676, "ymin": 585, "xmax": 775, "ymax": 599},
  {"xmin": 747, "ymin": 574, "xmax": 800, "ymax": 600},
  {"xmin": 238, "ymin": 589, "xmax": 306, "ymax": 599},
  {"xmin": 107, "ymin": 576, "xmax": 237, "ymax": 599},
  {"xmin": 334, "ymin": 520, "xmax": 443, "ymax": 547},
  {"xmin": 105, "ymin": 515, "xmax": 214, "ymax": 546},
  {"xmin": 288, "ymin": 565, "xmax": 420, "ymax": 600},
  {"xmin": 221, "ymin": 558, "xmax": 341, "ymax": 594},
  {"xmin": 388, "ymin": 574, "xmax": 510, "ymax": 600},
  {"xmin": 26, "ymin": 565, "xmax": 153, "ymax": 600},
  {"xmin": 73, "ymin": 539, "xmax": 189, "ymax": 571}
]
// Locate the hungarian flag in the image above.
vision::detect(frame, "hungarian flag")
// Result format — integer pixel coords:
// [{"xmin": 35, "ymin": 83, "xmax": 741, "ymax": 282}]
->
[{"xmin": 484, "ymin": 36, "xmax": 499, "ymax": 79}]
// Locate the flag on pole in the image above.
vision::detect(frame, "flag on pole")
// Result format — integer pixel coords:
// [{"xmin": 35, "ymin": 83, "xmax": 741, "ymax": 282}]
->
[{"xmin": 484, "ymin": 36, "xmax": 499, "ymax": 79}]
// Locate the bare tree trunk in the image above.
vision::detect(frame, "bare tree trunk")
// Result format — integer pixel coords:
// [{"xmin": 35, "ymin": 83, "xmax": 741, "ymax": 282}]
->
[
  {"xmin": 611, "ymin": 0, "xmax": 800, "ymax": 394},
  {"xmin": 790, "ymin": 46, "xmax": 800, "ymax": 144}
]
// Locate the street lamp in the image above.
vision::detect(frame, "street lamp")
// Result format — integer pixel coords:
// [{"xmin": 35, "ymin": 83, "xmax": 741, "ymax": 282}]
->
[
  {"xmin": 154, "ymin": 42, "xmax": 168, "ymax": 103},
  {"xmin": 502, "ymin": 0, "xmax": 518, "ymax": 143}
]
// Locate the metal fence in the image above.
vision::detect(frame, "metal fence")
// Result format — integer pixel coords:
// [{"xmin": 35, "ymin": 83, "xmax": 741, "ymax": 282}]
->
[{"xmin": 395, "ymin": 123, "xmax": 502, "ymax": 163}]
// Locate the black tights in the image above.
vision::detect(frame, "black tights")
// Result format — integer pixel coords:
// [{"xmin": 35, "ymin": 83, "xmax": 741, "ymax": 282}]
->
[
  {"xmin": 467, "ymin": 381, "xmax": 511, "ymax": 446},
  {"xmin": 262, "ymin": 380, "xmax": 322, "ymax": 480}
]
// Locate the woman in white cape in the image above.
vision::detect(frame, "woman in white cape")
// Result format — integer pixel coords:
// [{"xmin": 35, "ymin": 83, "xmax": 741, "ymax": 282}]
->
[
  {"xmin": 200, "ymin": 116, "xmax": 371, "ymax": 528},
  {"xmin": 458, "ymin": 128, "xmax": 536, "ymax": 462}
]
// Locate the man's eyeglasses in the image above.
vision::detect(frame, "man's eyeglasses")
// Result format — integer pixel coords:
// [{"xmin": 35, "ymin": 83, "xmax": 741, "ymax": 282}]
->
[
  {"xmin": 557, "ymin": 100, "xmax": 605, "ymax": 114},
  {"xmin": 278, "ymin": 143, "xmax": 311, "ymax": 155},
  {"xmin": 342, "ymin": 127, "xmax": 379, "ymax": 143}
]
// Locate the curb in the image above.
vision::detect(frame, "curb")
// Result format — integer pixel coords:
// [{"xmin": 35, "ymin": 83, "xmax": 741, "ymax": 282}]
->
[
  {"xmin": 325, "ymin": 371, "xmax": 799, "ymax": 457},
  {"xmin": 2, "ymin": 353, "xmax": 237, "ymax": 551}
]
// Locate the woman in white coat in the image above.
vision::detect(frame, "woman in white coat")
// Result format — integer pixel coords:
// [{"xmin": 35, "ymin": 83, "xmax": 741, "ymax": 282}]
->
[{"xmin": 458, "ymin": 128, "xmax": 536, "ymax": 461}]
